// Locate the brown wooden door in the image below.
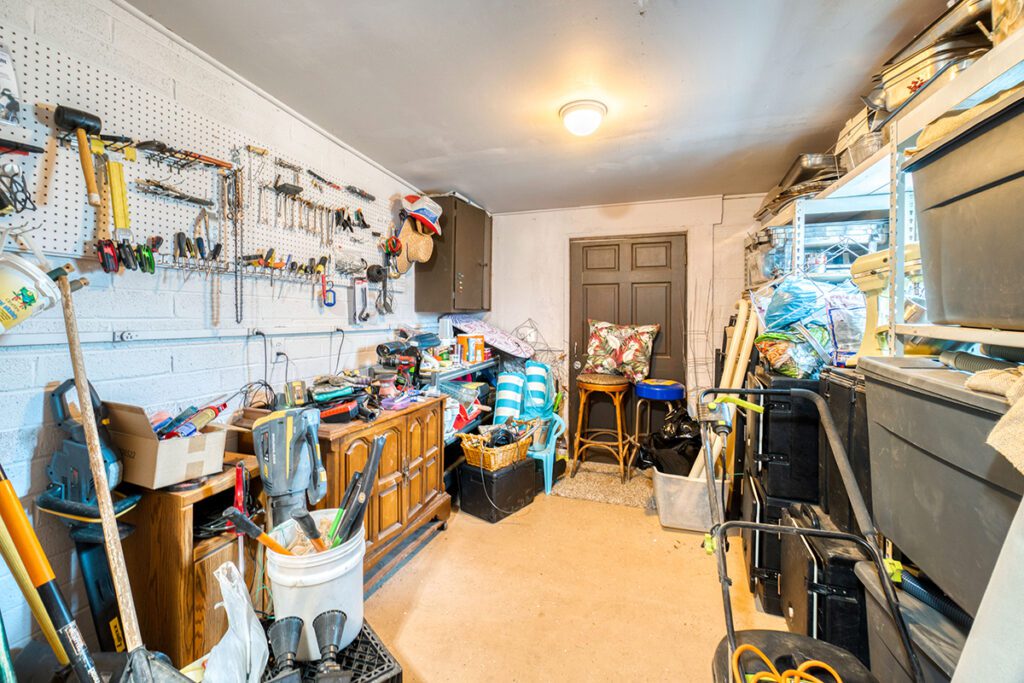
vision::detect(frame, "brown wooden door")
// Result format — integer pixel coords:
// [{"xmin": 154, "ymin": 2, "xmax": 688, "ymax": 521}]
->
[
  {"xmin": 454, "ymin": 201, "xmax": 487, "ymax": 310},
  {"xmin": 371, "ymin": 421, "xmax": 406, "ymax": 545},
  {"xmin": 341, "ymin": 434, "xmax": 377, "ymax": 548},
  {"xmin": 568, "ymin": 234, "xmax": 687, "ymax": 442},
  {"xmin": 405, "ymin": 412, "xmax": 427, "ymax": 519}
]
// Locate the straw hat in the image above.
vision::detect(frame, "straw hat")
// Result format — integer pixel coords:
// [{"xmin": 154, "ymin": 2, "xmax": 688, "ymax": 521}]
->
[{"xmin": 395, "ymin": 218, "xmax": 434, "ymax": 274}]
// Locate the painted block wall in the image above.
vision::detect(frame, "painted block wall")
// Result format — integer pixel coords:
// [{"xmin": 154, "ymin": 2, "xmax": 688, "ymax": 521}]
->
[
  {"xmin": 487, "ymin": 194, "xmax": 761, "ymax": 396},
  {"xmin": 0, "ymin": 0, "xmax": 432, "ymax": 650}
]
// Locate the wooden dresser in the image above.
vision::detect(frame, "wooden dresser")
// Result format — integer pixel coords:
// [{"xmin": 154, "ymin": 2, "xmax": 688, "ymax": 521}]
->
[
  {"xmin": 316, "ymin": 397, "xmax": 451, "ymax": 569},
  {"xmin": 122, "ymin": 454, "xmax": 261, "ymax": 667}
]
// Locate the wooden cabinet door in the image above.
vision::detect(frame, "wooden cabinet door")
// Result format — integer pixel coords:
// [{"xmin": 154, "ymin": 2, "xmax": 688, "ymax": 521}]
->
[
  {"xmin": 454, "ymin": 201, "xmax": 487, "ymax": 310},
  {"xmin": 192, "ymin": 539, "xmax": 236, "ymax": 659},
  {"xmin": 341, "ymin": 434, "xmax": 377, "ymax": 548},
  {"xmin": 421, "ymin": 403, "xmax": 443, "ymax": 504},
  {"xmin": 371, "ymin": 421, "xmax": 406, "ymax": 545},
  {"xmin": 405, "ymin": 411, "xmax": 429, "ymax": 520}
]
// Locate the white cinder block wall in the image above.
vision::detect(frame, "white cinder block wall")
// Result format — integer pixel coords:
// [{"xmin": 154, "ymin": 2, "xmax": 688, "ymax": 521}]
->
[{"xmin": 0, "ymin": 0, "xmax": 433, "ymax": 649}]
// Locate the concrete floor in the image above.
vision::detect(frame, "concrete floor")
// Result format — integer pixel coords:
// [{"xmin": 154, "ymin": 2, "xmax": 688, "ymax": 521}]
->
[{"xmin": 366, "ymin": 494, "xmax": 784, "ymax": 682}]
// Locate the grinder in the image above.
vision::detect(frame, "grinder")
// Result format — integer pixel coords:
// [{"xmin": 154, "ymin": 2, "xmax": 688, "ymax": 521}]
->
[
  {"xmin": 54, "ymin": 105, "xmax": 102, "ymax": 207},
  {"xmin": 251, "ymin": 406, "xmax": 327, "ymax": 527}
]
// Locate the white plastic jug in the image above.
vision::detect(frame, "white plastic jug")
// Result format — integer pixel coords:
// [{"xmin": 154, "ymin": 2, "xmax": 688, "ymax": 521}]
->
[{"xmin": 266, "ymin": 509, "xmax": 365, "ymax": 661}]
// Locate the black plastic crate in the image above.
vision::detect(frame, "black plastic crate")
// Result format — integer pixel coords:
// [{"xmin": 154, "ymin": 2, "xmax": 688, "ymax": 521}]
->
[
  {"xmin": 285, "ymin": 621, "xmax": 402, "ymax": 683},
  {"xmin": 740, "ymin": 472, "xmax": 800, "ymax": 616},
  {"xmin": 780, "ymin": 503, "xmax": 869, "ymax": 666},
  {"xmin": 746, "ymin": 367, "xmax": 820, "ymax": 502},
  {"xmin": 818, "ymin": 367, "xmax": 873, "ymax": 534},
  {"xmin": 458, "ymin": 458, "xmax": 536, "ymax": 523}
]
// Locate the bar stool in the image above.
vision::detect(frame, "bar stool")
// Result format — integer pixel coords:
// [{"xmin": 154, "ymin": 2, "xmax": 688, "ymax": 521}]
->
[
  {"xmin": 627, "ymin": 379, "xmax": 687, "ymax": 480},
  {"xmin": 571, "ymin": 373, "xmax": 631, "ymax": 483}
]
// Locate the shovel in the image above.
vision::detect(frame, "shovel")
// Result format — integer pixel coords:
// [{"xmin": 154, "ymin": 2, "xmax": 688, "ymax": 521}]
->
[{"xmin": 53, "ymin": 270, "xmax": 191, "ymax": 682}]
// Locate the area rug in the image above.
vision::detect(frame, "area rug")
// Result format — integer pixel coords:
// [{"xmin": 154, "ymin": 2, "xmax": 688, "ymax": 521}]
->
[{"xmin": 551, "ymin": 461, "xmax": 655, "ymax": 510}]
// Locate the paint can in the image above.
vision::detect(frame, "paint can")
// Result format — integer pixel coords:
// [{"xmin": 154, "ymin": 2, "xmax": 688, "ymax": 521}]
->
[{"xmin": 0, "ymin": 254, "xmax": 59, "ymax": 334}]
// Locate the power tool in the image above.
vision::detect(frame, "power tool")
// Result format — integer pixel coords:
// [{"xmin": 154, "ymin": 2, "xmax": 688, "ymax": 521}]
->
[
  {"xmin": 35, "ymin": 379, "xmax": 141, "ymax": 653},
  {"xmin": 251, "ymin": 406, "xmax": 327, "ymax": 527}
]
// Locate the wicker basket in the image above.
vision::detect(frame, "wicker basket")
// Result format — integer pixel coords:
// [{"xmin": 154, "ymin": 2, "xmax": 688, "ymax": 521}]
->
[{"xmin": 459, "ymin": 431, "xmax": 535, "ymax": 472}]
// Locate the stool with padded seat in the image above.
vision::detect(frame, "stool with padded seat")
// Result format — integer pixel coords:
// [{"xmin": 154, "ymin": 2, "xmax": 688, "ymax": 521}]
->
[
  {"xmin": 571, "ymin": 373, "xmax": 631, "ymax": 483},
  {"xmin": 626, "ymin": 379, "xmax": 687, "ymax": 481}
]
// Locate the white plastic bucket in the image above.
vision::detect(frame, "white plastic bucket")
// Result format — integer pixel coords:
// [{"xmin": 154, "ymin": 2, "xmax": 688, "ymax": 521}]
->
[
  {"xmin": 266, "ymin": 508, "xmax": 365, "ymax": 661},
  {"xmin": 0, "ymin": 254, "xmax": 60, "ymax": 333}
]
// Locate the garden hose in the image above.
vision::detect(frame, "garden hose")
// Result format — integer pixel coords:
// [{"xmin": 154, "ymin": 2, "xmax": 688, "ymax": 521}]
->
[{"xmin": 732, "ymin": 643, "xmax": 843, "ymax": 683}]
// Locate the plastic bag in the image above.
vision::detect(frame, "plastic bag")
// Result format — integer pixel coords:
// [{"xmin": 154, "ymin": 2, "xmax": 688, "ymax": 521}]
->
[
  {"xmin": 755, "ymin": 325, "xmax": 832, "ymax": 379},
  {"xmin": 203, "ymin": 562, "xmax": 268, "ymax": 683},
  {"xmin": 762, "ymin": 278, "xmax": 833, "ymax": 331}
]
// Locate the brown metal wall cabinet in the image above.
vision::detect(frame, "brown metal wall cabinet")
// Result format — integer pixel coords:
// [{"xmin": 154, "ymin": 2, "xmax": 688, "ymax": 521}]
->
[{"xmin": 415, "ymin": 194, "xmax": 492, "ymax": 312}]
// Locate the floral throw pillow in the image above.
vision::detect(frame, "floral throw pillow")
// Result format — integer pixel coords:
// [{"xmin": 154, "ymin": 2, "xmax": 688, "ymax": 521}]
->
[{"xmin": 582, "ymin": 319, "xmax": 661, "ymax": 383}]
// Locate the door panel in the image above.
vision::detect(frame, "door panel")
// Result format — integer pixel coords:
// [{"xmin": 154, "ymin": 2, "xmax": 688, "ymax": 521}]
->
[
  {"xmin": 342, "ymin": 435, "xmax": 374, "ymax": 543},
  {"xmin": 405, "ymin": 413, "xmax": 426, "ymax": 520},
  {"xmin": 422, "ymin": 405, "xmax": 442, "ymax": 503},
  {"xmin": 373, "ymin": 422, "xmax": 405, "ymax": 543},
  {"xmin": 454, "ymin": 202, "xmax": 486, "ymax": 309},
  {"xmin": 569, "ymin": 234, "xmax": 687, "ymax": 445},
  {"xmin": 632, "ymin": 282, "xmax": 671, "ymax": 356}
]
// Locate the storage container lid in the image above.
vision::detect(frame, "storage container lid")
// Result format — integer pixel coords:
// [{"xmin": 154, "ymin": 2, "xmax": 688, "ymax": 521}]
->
[
  {"xmin": 855, "ymin": 561, "xmax": 966, "ymax": 676},
  {"xmin": 859, "ymin": 356, "xmax": 1008, "ymax": 415}
]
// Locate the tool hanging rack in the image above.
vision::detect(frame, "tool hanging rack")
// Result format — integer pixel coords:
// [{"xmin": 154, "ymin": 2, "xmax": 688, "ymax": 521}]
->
[{"xmin": 0, "ymin": 27, "xmax": 399, "ymax": 291}]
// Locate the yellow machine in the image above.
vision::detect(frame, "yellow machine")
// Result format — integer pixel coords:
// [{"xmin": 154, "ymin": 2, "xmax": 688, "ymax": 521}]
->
[{"xmin": 849, "ymin": 243, "xmax": 921, "ymax": 365}]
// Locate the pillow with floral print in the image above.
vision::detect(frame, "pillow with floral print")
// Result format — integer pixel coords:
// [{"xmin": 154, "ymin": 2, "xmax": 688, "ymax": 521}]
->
[{"xmin": 582, "ymin": 319, "xmax": 661, "ymax": 383}]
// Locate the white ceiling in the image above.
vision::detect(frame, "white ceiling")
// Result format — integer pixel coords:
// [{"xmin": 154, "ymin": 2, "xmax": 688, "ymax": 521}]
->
[{"xmin": 124, "ymin": 0, "xmax": 946, "ymax": 213}]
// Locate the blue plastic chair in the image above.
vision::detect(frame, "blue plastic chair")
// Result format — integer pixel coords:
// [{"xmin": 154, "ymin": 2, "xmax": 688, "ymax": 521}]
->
[{"xmin": 529, "ymin": 414, "xmax": 565, "ymax": 494}]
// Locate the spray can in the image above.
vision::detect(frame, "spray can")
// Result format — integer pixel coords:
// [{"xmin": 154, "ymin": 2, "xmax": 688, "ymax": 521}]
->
[
  {"xmin": 0, "ymin": 254, "xmax": 61, "ymax": 333},
  {"xmin": 157, "ymin": 406, "xmax": 198, "ymax": 438}
]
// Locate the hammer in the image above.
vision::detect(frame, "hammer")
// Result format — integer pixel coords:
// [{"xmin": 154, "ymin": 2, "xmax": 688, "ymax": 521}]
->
[{"xmin": 54, "ymin": 106, "xmax": 102, "ymax": 207}]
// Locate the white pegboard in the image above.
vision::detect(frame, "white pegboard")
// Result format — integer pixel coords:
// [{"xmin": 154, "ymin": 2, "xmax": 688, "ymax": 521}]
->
[{"xmin": 0, "ymin": 26, "xmax": 395, "ymax": 277}]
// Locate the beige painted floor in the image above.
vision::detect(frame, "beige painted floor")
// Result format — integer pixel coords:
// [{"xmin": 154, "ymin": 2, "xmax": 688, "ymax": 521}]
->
[{"xmin": 366, "ymin": 494, "xmax": 783, "ymax": 682}]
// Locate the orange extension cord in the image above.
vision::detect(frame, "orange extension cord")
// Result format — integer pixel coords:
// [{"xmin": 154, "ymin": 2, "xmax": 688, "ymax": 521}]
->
[{"xmin": 732, "ymin": 644, "xmax": 843, "ymax": 683}]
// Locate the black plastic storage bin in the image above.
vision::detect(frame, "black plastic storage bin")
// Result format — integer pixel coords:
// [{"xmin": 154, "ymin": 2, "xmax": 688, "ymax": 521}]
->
[
  {"xmin": 741, "ymin": 472, "xmax": 800, "ymax": 616},
  {"xmin": 855, "ymin": 562, "xmax": 967, "ymax": 683},
  {"xmin": 780, "ymin": 503, "xmax": 870, "ymax": 666},
  {"xmin": 458, "ymin": 459, "xmax": 536, "ymax": 523},
  {"xmin": 817, "ymin": 367, "xmax": 872, "ymax": 534},
  {"xmin": 746, "ymin": 366, "xmax": 820, "ymax": 502}
]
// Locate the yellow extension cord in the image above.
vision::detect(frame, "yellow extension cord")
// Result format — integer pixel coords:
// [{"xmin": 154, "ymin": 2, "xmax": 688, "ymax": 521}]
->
[{"xmin": 732, "ymin": 644, "xmax": 843, "ymax": 683}]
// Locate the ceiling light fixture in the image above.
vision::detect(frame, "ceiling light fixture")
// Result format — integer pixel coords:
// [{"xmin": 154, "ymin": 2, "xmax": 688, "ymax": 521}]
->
[{"xmin": 559, "ymin": 100, "xmax": 607, "ymax": 136}]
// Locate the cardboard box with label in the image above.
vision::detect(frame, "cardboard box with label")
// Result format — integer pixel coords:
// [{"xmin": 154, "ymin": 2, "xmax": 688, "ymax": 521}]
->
[{"xmin": 105, "ymin": 402, "xmax": 228, "ymax": 489}]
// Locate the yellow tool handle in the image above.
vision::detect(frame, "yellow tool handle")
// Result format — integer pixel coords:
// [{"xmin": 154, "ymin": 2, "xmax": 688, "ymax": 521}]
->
[
  {"xmin": 711, "ymin": 395, "xmax": 764, "ymax": 413},
  {"xmin": 108, "ymin": 161, "xmax": 126, "ymax": 230},
  {"xmin": 117, "ymin": 163, "xmax": 130, "ymax": 229},
  {"xmin": 75, "ymin": 128, "xmax": 101, "ymax": 207}
]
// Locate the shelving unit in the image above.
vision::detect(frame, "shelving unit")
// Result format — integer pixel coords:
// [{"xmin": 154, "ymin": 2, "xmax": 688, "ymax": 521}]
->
[
  {"xmin": 419, "ymin": 358, "xmax": 498, "ymax": 387},
  {"xmin": 753, "ymin": 28, "xmax": 1024, "ymax": 354}
]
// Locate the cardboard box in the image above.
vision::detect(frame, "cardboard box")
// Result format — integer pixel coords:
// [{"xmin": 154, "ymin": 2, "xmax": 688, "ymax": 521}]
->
[{"xmin": 105, "ymin": 402, "xmax": 227, "ymax": 489}]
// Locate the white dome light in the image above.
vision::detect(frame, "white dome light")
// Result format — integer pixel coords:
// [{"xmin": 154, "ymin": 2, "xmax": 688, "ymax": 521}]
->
[{"xmin": 559, "ymin": 100, "xmax": 607, "ymax": 136}]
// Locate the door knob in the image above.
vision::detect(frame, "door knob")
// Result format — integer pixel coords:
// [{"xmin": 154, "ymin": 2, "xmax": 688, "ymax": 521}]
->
[{"xmin": 573, "ymin": 360, "xmax": 582, "ymax": 370}]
